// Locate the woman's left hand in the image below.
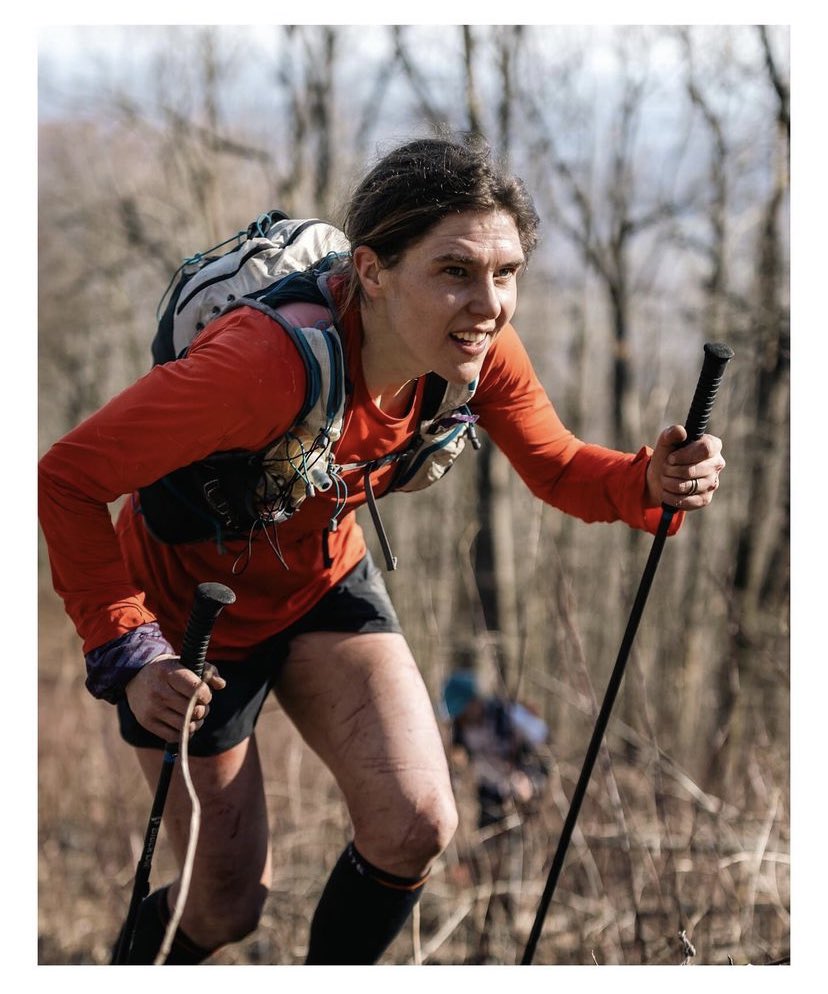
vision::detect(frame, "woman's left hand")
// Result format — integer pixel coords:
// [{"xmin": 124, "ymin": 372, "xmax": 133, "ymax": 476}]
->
[{"xmin": 646, "ymin": 424, "xmax": 726, "ymax": 510}]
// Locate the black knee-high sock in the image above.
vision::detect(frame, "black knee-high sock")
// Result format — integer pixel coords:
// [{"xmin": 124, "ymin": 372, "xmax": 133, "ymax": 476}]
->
[
  {"xmin": 305, "ymin": 842, "xmax": 428, "ymax": 965},
  {"xmin": 111, "ymin": 886, "xmax": 215, "ymax": 965}
]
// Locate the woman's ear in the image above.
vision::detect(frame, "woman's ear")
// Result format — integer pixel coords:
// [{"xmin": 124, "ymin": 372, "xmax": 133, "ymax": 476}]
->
[{"xmin": 351, "ymin": 245, "xmax": 383, "ymax": 301}]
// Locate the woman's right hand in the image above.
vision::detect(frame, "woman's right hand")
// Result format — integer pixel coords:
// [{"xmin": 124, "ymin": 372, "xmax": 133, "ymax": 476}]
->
[{"xmin": 124, "ymin": 654, "xmax": 226, "ymax": 741}]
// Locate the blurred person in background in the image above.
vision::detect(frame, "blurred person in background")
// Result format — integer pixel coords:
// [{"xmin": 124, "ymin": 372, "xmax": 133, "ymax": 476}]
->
[
  {"xmin": 443, "ymin": 669, "xmax": 549, "ymax": 830},
  {"xmin": 441, "ymin": 669, "xmax": 550, "ymax": 962}
]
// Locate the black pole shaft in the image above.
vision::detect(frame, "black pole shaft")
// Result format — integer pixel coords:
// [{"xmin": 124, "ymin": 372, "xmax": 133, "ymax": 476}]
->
[
  {"xmin": 521, "ymin": 342, "xmax": 734, "ymax": 965},
  {"xmin": 114, "ymin": 750, "xmax": 178, "ymax": 962},
  {"xmin": 113, "ymin": 582, "xmax": 235, "ymax": 965}
]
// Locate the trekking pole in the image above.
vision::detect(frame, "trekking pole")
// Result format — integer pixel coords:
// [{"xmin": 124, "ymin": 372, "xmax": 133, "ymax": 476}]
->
[
  {"xmin": 113, "ymin": 581, "xmax": 236, "ymax": 965},
  {"xmin": 521, "ymin": 342, "xmax": 734, "ymax": 966}
]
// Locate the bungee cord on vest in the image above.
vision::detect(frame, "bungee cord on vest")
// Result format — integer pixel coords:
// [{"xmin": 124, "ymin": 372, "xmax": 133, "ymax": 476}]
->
[{"xmin": 231, "ymin": 425, "xmax": 351, "ymax": 574}]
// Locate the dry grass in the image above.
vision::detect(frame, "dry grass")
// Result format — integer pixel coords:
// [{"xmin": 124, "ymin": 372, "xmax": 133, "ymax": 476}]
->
[{"xmin": 38, "ymin": 591, "xmax": 789, "ymax": 967}]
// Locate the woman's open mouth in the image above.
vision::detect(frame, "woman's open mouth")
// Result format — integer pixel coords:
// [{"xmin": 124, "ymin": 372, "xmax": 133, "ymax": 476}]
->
[{"xmin": 449, "ymin": 330, "xmax": 489, "ymax": 355}]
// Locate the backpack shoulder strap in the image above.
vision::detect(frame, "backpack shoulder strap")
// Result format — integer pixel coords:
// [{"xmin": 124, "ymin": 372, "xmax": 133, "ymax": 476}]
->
[
  {"xmin": 225, "ymin": 295, "xmax": 347, "ymax": 436},
  {"xmin": 421, "ymin": 373, "xmax": 450, "ymax": 422},
  {"xmin": 425, "ymin": 376, "xmax": 479, "ymax": 428}
]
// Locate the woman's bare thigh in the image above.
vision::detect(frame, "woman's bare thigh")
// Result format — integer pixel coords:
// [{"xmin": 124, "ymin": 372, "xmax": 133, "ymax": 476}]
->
[{"xmin": 273, "ymin": 631, "xmax": 456, "ymax": 876}]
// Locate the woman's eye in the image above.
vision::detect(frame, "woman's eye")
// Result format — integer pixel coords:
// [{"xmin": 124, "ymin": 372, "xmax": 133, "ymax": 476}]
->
[{"xmin": 442, "ymin": 265, "xmax": 519, "ymax": 281}]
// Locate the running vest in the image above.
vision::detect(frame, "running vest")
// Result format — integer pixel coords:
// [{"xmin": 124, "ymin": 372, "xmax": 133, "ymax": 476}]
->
[{"xmin": 137, "ymin": 268, "xmax": 480, "ymax": 567}]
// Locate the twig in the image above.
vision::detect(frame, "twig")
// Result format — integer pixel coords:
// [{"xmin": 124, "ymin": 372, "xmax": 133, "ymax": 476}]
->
[
  {"xmin": 413, "ymin": 900, "xmax": 475, "ymax": 964},
  {"xmin": 154, "ymin": 688, "xmax": 202, "ymax": 965},
  {"xmin": 412, "ymin": 901, "xmax": 422, "ymax": 965},
  {"xmin": 474, "ymin": 811, "xmax": 522, "ymax": 844},
  {"xmin": 546, "ymin": 760, "xmax": 606, "ymax": 909},
  {"xmin": 739, "ymin": 787, "xmax": 781, "ymax": 943},
  {"xmin": 531, "ymin": 668, "xmax": 730, "ymax": 816},
  {"xmin": 679, "ymin": 928, "xmax": 696, "ymax": 965}
]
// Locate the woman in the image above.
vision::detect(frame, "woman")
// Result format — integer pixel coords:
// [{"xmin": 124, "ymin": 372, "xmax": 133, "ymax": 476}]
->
[{"xmin": 38, "ymin": 135, "xmax": 726, "ymax": 965}]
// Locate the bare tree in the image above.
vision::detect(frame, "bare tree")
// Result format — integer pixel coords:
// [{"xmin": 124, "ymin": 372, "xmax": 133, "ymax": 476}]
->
[
  {"xmin": 523, "ymin": 29, "xmax": 700, "ymax": 450},
  {"xmin": 272, "ymin": 26, "xmax": 340, "ymax": 214},
  {"xmin": 469, "ymin": 27, "xmax": 527, "ymax": 691},
  {"xmin": 710, "ymin": 25, "xmax": 789, "ymax": 791},
  {"xmin": 389, "ymin": 26, "xmax": 450, "ymax": 129}
]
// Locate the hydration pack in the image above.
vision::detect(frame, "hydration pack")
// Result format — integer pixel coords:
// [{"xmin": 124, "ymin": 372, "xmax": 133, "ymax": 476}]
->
[{"xmin": 137, "ymin": 211, "xmax": 480, "ymax": 570}]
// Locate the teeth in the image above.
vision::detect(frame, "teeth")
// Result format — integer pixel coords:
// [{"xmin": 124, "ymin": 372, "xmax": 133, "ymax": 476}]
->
[{"xmin": 452, "ymin": 331, "xmax": 487, "ymax": 344}]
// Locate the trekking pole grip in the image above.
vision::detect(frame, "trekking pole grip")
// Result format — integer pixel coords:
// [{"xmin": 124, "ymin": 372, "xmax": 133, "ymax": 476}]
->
[
  {"xmin": 682, "ymin": 342, "xmax": 735, "ymax": 444},
  {"xmin": 179, "ymin": 582, "xmax": 236, "ymax": 679}
]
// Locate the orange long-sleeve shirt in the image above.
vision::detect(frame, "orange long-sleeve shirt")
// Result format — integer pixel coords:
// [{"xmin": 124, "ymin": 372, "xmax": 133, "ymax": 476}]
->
[{"xmin": 38, "ymin": 290, "xmax": 680, "ymax": 661}]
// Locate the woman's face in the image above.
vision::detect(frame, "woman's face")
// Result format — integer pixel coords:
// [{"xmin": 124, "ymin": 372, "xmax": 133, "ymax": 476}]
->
[{"xmin": 357, "ymin": 210, "xmax": 525, "ymax": 388}]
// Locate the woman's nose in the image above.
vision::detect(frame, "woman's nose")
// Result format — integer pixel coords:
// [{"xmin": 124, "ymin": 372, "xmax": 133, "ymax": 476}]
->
[{"xmin": 468, "ymin": 276, "xmax": 502, "ymax": 320}]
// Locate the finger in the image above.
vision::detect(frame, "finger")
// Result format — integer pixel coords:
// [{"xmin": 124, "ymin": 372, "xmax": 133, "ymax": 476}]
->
[
  {"xmin": 664, "ymin": 476, "xmax": 719, "ymax": 509},
  {"xmin": 186, "ymin": 702, "xmax": 210, "ymax": 724},
  {"xmin": 662, "ymin": 456, "xmax": 726, "ymax": 490},
  {"xmin": 185, "ymin": 697, "xmax": 211, "ymax": 736},
  {"xmin": 147, "ymin": 672, "xmax": 210, "ymax": 722},
  {"xmin": 202, "ymin": 662, "xmax": 227, "ymax": 690},
  {"xmin": 663, "ymin": 459, "xmax": 725, "ymax": 490},
  {"xmin": 167, "ymin": 698, "xmax": 212, "ymax": 738},
  {"xmin": 665, "ymin": 469, "xmax": 720, "ymax": 497},
  {"xmin": 662, "ymin": 476, "xmax": 691, "ymax": 498},
  {"xmin": 667, "ymin": 434, "xmax": 721, "ymax": 467},
  {"xmin": 146, "ymin": 705, "xmax": 197, "ymax": 741},
  {"xmin": 658, "ymin": 424, "xmax": 687, "ymax": 449},
  {"xmin": 167, "ymin": 667, "xmax": 214, "ymax": 704}
]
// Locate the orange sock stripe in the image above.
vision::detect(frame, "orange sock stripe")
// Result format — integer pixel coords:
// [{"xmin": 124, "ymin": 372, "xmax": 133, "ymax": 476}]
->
[
  {"xmin": 347, "ymin": 842, "xmax": 430, "ymax": 892},
  {"xmin": 372, "ymin": 872, "xmax": 430, "ymax": 893}
]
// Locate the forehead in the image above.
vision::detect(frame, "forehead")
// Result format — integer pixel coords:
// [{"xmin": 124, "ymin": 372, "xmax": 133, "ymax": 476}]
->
[{"xmin": 416, "ymin": 210, "xmax": 524, "ymax": 262}]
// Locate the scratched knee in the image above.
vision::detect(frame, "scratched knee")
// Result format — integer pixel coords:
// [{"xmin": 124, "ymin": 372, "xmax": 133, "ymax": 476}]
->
[{"xmin": 356, "ymin": 788, "xmax": 458, "ymax": 877}]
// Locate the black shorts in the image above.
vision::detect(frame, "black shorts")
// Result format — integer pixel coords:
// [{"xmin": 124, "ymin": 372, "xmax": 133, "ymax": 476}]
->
[{"xmin": 116, "ymin": 553, "xmax": 401, "ymax": 756}]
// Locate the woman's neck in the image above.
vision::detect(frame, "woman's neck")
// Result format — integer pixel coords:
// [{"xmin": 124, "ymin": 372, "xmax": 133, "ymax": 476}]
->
[
  {"xmin": 363, "ymin": 366, "xmax": 418, "ymax": 417},
  {"xmin": 360, "ymin": 305, "xmax": 421, "ymax": 416}
]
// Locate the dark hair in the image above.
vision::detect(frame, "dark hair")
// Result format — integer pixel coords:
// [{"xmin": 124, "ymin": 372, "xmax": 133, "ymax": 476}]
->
[{"xmin": 340, "ymin": 134, "xmax": 539, "ymax": 302}]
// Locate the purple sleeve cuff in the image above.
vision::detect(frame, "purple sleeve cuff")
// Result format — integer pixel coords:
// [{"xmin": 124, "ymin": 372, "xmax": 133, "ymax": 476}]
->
[{"xmin": 84, "ymin": 622, "xmax": 175, "ymax": 703}]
